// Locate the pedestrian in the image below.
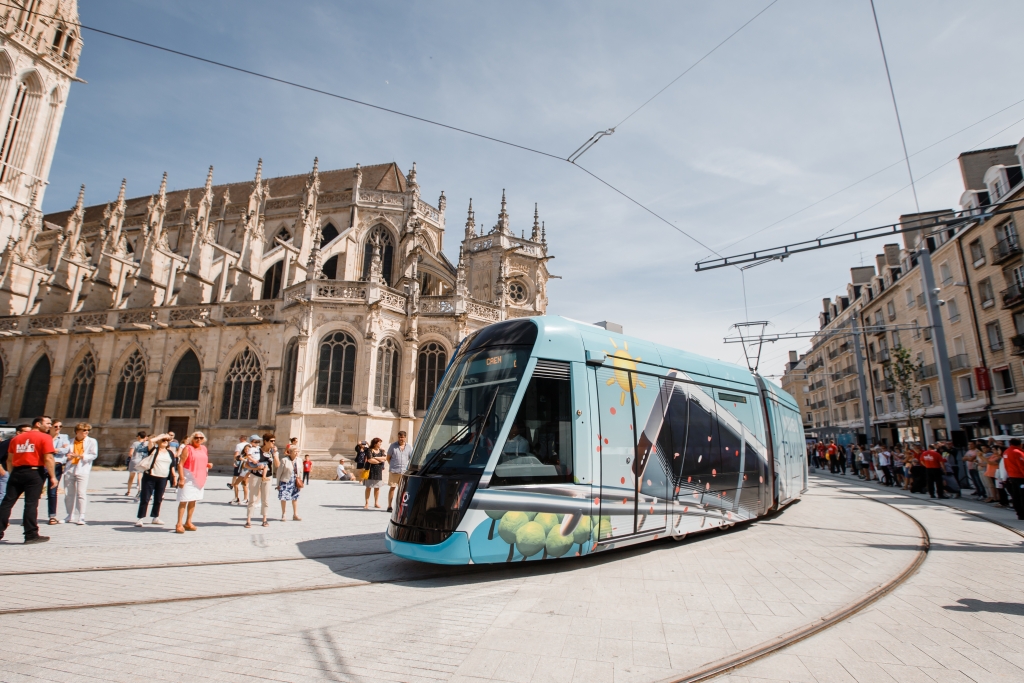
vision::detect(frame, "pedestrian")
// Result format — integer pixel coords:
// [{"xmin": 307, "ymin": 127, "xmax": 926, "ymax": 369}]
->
[
  {"xmin": 167, "ymin": 432, "xmax": 180, "ymax": 489},
  {"xmin": 47, "ymin": 420, "xmax": 70, "ymax": 525},
  {"xmin": 837, "ymin": 443, "xmax": 847, "ymax": 475},
  {"xmin": 363, "ymin": 437, "xmax": 386, "ymax": 509},
  {"xmin": 244, "ymin": 433, "xmax": 278, "ymax": 528},
  {"xmin": 302, "ymin": 454, "xmax": 312, "ymax": 486},
  {"xmin": 815, "ymin": 441, "xmax": 825, "ymax": 469},
  {"xmin": 229, "ymin": 434, "xmax": 249, "ymax": 504},
  {"xmin": 859, "ymin": 447, "xmax": 872, "ymax": 479},
  {"xmin": 286, "ymin": 437, "xmax": 299, "ymax": 460},
  {"xmin": 878, "ymin": 446, "xmax": 893, "ymax": 486},
  {"xmin": 993, "ymin": 445, "xmax": 1010, "ymax": 507},
  {"xmin": 63, "ymin": 423, "xmax": 98, "ymax": 525},
  {"xmin": 1002, "ymin": 438, "xmax": 1024, "ymax": 520},
  {"xmin": 980, "ymin": 445, "xmax": 999, "ymax": 502},
  {"xmin": 135, "ymin": 433, "xmax": 175, "ymax": 526},
  {"xmin": 335, "ymin": 457, "xmax": 353, "ymax": 481},
  {"xmin": 892, "ymin": 447, "xmax": 905, "ymax": 488},
  {"xmin": 0, "ymin": 416, "xmax": 57, "ymax": 544},
  {"xmin": 125, "ymin": 431, "xmax": 148, "ymax": 497},
  {"xmin": 175, "ymin": 432, "xmax": 211, "ymax": 533},
  {"xmin": 908, "ymin": 446, "xmax": 927, "ymax": 493},
  {"xmin": 277, "ymin": 445, "xmax": 301, "ymax": 521},
  {"xmin": 918, "ymin": 444, "xmax": 946, "ymax": 498},
  {"xmin": 386, "ymin": 430, "xmax": 412, "ymax": 512},
  {"xmin": 0, "ymin": 425, "xmax": 30, "ymax": 502},
  {"xmin": 964, "ymin": 441, "xmax": 985, "ymax": 499}
]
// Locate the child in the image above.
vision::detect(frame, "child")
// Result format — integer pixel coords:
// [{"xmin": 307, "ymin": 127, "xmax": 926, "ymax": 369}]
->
[{"xmin": 244, "ymin": 446, "xmax": 268, "ymax": 478}]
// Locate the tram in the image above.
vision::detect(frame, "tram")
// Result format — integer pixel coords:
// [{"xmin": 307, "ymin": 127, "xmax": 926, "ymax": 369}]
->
[{"xmin": 386, "ymin": 316, "xmax": 806, "ymax": 564}]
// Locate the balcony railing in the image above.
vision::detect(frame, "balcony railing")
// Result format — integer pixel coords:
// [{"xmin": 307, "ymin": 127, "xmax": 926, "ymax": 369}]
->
[
  {"xmin": 807, "ymin": 358, "xmax": 824, "ymax": 372},
  {"xmin": 916, "ymin": 363, "xmax": 938, "ymax": 380},
  {"xmin": 834, "ymin": 389, "xmax": 860, "ymax": 403},
  {"xmin": 874, "ymin": 378, "xmax": 894, "ymax": 392},
  {"xmin": 991, "ymin": 235, "xmax": 1022, "ymax": 264},
  {"xmin": 1002, "ymin": 283, "xmax": 1024, "ymax": 308},
  {"xmin": 1012, "ymin": 334, "xmax": 1024, "ymax": 356},
  {"xmin": 809, "ymin": 379, "xmax": 827, "ymax": 391},
  {"xmin": 830, "ymin": 366, "xmax": 856, "ymax": 381},
  {"xmin": 948, "ymin": 353, "xmax": 971, "ymax": 372}
]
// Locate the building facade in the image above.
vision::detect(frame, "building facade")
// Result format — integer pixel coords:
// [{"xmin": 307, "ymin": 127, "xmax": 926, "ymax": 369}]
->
[
  {"xmin": 0, "ymin": 159, "xmax": 553, "ymax": 471},
  {"xmin": 784, "ymin": 141, "xmax": 1024, "ymax": 446},
  {"xmin": 0, "ymin": 2, "xmax": 78, "ymax": 248}
]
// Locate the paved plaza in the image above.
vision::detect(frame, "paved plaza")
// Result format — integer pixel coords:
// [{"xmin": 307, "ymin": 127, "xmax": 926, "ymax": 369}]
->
[{"xmin": 0, "ymin": 471, "xmax": 1021, "ymax": 683}]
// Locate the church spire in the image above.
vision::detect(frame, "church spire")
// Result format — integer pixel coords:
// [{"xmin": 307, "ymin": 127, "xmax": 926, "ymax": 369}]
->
[
  {"xmin": 495, "ymin": 189, "xmax": 510, "ymax": 234},
  {"xmin": 531, "ymin": 203, "xmax": 540, "ymax": 241},
  {"xmin": 464, "ymin": 198, "xmax": 476, "ymax": 239},
  {"xmin": 541, "ymin": 221, "xmax": 546, "ymax": 245}
]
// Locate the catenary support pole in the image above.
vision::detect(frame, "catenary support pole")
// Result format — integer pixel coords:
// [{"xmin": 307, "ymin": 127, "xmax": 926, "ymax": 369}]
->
[
  {"xmin": 850, "ymin": 316, "xmax": 872, "ymax": 444},
  {"xmin": 918, "ymin": 245, "xmax": 960, "ymax": 438}
]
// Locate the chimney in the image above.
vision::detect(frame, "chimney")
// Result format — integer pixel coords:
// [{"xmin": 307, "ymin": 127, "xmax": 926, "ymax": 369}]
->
[
  {"xmin": 850, "ymin": 266, "xmax": 875, "ymax": 284},
  {"xmin": 883, "ymin": 243, "xmax": 901, "ymax": 266},
  {"xmin": 789, "ymin": 350, "xmax": 798, "ymax": 363},
  {"xmin": 875, "ymin": 254, "xmax": 887, "ymax": 273},
  {"xmin": 822, "ymin": 298, "xmax": 831, "ymax": 312}
]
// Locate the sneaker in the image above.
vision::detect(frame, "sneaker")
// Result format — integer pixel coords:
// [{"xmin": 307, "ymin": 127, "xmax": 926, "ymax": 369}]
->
[
  {"xmin": 75, "ymin": 520, "xmax": 86, "ymax": 526},
  {"xmin": 135, "ymin": 519, "xmax": 145, "ymax": 527},
  {"xmin": 24, "ymin": 536, "xmax": 50, "ymax": 545},
  {"xmin": 151, "ymin": 518, "xmax": 164, "ymax": 525},
  {"xmin": 63, "ymin": 515, "xmax": 73, "ymax": 524}
]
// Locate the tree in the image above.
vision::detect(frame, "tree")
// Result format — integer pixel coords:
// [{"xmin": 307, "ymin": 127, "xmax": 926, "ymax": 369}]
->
[{"xmin": 884, "ymin": 345, "xmax": 925, "ymax": 443}]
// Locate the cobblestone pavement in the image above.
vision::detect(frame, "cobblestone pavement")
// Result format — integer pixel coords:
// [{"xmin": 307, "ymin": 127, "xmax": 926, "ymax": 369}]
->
[
  {"xmin": 0, "ymin": 470, "xmax": 992, "ymax": 683},
  {"xmin": 715, "ymin": 474, "xmax": 1024, "ymax": 683}
]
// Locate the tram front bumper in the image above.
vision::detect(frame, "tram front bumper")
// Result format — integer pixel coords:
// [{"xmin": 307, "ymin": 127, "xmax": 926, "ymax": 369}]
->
[{"xmin": 385, "ymin": 530, "xmax": 472, "ymax": 565}]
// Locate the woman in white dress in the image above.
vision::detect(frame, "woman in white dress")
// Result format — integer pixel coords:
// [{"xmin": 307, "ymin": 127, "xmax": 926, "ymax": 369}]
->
[{"xmin": 175, "ymin": 432, "xmax": 211, "ymax": 534}]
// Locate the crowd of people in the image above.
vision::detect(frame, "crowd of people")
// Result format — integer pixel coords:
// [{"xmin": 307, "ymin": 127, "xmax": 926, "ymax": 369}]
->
[
  {"xmin": 810, "ymin": 437, "xmax": 1024, "ymax": 520},
  {"xmin": 0, "ymin": 416, "xmax": 417, "ymax": 544}
]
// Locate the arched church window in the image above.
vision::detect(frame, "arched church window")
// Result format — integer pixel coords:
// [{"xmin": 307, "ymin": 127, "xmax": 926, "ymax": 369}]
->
[
  {"xmin": 321, "ymin": 222, "xmax": 339, "ymax": 245},
  {"xmin": 221, "ymin": 347, "xmax": 262, "ymax": 421},
  {"xmin": 20, "ymin": 355, "xmax": 49, "ymax": 418},
  {"xmin": 0, "ymin": 76, "xmax": 41, "ymax": 184},
  {"xmin": 320, "ymin": 255, "xmax": 338, "ymax": 280},
  {"xmin": 416, "ymin": 342, "xmax": 447, "ymax": 411},
  {"xmin": 275, "ymin": 227, "xmax": 291, "ymax": 243},
  {"xmin": 361, "ymin": 225, "xmax": 394, "ymax": 286},
  {"xmin": 508, "ymin": 281, "xmax": 528, "ymax": 304},
  {"xmin": 112, "ymin": 351, "xmax": 146, "ymax": 420},
  {"xmin": 374, "ymin": 338, "xmax": 400, "ymax": 410},
  {"xmin": 168, "ymin": 350, "xmax": 201, "ymax": 401},
  {"xmin": 62, "ymin": 32, "xmax": 75, "ymax": 60},
  {"xmin": 66, "ymin": 353, "xmax": 96, "ymax": 419},
  {"xmin": 279, "ymin": 339, "xmax": 298, "ymax": 410},
  {"xmin": 52, "ymin": 28, "xmax": 64, "ymax": 50},
  {"xmin": 316, "ymin": 331, "xmax": 356, "ymax": 407},
  {"xmin": 262, "ymin": 260, "xmax": 283, "ymax": 299}
]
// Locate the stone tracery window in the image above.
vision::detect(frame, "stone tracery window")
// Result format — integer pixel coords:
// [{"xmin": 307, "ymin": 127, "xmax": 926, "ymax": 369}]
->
[
  {"xmin": 21, "ymin": 355, "xmax": 49, "ymax": 418},
  {"xmin": 279, "ymin": 339, "xmax": 298, "ymax": 410},
  {"xmin": 168, "ymin": 350, "xmax": 201, "ymax": 401},
  {"xmin": 112, "ymin": 350, "xmax": 146, "ymax": 420},
  {"xmin": 66, "ymin": 353, "xmax": 96, "ymax": 419},
  {"xmin": 0, "ymin": 75, "xmax": 41, "ymax": 185},
  {"xmin": 361, "ymin": 225, "xmax": 395, "ymax": 286},
  {"xmin": 221, "ymin": 347, "xmax": 263, "ymax": 421},
  {"xmin": 508, "ymin": 280, "xmax": 528, "ymax": 304},
  {"xmin": 316, "ymin": 331, "xmax": 356, "ymax": 407},
  {"xmin": 374, "ymin": 338, "xmax": 400, "ymax": 410},
  {"xmin": 416, "ymin": 342, "xmax": 447, "ymax": 411},
  {"xmin": 262, "ymin": 260, "xmax": 283, "ymax": 299}
]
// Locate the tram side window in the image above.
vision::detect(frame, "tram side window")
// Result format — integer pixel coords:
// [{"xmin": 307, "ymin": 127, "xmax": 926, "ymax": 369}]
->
[
  {"xmin": 491, "ymin": 374, "xmax": 573, "ymax": 486},
  {"xmin": 659, "ymin": 382, "xmax": 689, "ymax": 482},
  {"xmin": 685, "ymin": 395, "xmax": 717, "ymax": 481}
]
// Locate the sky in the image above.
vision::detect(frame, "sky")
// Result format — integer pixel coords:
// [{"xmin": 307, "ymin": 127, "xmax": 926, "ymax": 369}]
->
[{"xmin": 44, "ymin": 0, "xmax": 1024, "ymax": 376}]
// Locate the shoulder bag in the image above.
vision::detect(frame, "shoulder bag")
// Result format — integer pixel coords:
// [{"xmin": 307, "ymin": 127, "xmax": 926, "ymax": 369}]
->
[{"xmin": 134, "ymin": 446, "xmax": 160, "ymax": 474}]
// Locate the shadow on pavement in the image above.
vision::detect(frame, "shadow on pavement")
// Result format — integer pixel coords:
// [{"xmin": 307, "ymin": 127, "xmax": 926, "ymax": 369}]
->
[{"xmin": 945, "ymin": 598, "xmax": 1024, "ymax": 615}]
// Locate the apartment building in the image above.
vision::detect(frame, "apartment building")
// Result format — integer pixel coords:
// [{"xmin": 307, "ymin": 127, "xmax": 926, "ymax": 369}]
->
[
  {"xmin": 782, "ymin": 140, "xmax": 1024, "ymax": 445},
  {"xmin": 780, "ymin": 350, "xmax": 811, "ymax": 430}
]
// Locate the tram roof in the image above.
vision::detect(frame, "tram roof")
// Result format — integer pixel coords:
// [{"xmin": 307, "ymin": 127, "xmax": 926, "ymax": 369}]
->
[{"xmin": 521, "ymin": 316, "xmax": 797, "ymax": 409}]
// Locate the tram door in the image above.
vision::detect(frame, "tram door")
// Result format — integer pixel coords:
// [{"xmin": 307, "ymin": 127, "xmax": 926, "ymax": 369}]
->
[{"xmin": 593, "ymin": 364, "xmax": 668, "ymax": 540}]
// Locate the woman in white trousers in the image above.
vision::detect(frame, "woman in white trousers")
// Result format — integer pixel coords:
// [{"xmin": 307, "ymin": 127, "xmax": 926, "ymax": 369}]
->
[{"xmin": 64, "ymin": 423, "xmax": 98, "ymax": 524}]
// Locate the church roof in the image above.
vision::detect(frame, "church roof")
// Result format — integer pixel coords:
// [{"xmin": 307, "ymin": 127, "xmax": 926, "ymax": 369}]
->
[{"xmin": 43, "ymin": 162, "xmax": 409, "ymax": 227}]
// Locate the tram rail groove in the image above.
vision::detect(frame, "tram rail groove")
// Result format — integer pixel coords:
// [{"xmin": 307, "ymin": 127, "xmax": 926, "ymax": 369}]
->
[
  {"xmin": 659, "ymin": 479, "xmax": 932, "ymax": 683},
  {"xmin": 0, "ymin": 549, "xmax": 390, "ymax": 577}
]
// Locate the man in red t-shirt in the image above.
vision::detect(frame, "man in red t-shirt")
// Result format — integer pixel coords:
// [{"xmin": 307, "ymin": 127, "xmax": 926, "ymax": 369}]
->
[
  {"xmin": 1003, "ymin": 438, "xmax": 1024, "ymax": 520},
  {"xmin": 918, "ymin": 446, "xmax": 946, "ymax": 499},
  {"xmin": 0, "ymin": 416, "xmax": 56, "ymax": 543}
]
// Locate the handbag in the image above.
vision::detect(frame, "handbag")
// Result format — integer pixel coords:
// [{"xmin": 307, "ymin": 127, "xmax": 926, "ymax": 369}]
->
[
  {"xmin": 295, "ymin": 461, "xmax": 305, "ymax": 489},
  {"xmin": 134, "ymin": 446, "xmax": 159, "ymax": 473},
  {"xmin": 360, "ymin": 468, "xmax": 371, "ymax": 480}
]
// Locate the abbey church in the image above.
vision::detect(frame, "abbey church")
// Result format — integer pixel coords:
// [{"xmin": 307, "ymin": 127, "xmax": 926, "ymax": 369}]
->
[{"xmin": 0, "ymin": 1, "xmax": 553, "ymax": 469}]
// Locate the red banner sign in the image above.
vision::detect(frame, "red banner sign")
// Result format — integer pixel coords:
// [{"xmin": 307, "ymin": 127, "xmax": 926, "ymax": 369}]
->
[{"xmin": 975, "ymin": 366, "xmax": 992, "ymax": 392}]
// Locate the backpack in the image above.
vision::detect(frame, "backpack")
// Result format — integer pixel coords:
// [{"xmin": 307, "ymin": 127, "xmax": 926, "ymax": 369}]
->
[{"xmin": 355, "ymin": 449, "xmax": 367, "ymax": 469}]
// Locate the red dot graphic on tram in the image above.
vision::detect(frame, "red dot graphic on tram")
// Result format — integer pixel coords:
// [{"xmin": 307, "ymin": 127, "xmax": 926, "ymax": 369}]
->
[
  {"xmin": 712, "ymin": 469, "xmax": 716, "ymax": 476},
  {"xmin": 620, "ymin": 477, "xmax": 625, "ymax": 484},
  {"xmin": 610, "ymin": 407, "xmax": 616, "ymax": 415},
  {"xmin": 604, "ymin": 438, "xmax": 609, "ymax": 444}
]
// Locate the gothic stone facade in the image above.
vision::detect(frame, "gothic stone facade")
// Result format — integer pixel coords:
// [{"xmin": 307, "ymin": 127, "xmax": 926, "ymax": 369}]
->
[{"xmin": 0, "ymin": 159, "xmax": 553, "ymax": 474}]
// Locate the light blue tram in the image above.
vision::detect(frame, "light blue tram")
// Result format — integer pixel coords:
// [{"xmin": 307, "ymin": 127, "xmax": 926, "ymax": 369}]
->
[{"xmin": 386, "ymin": 316, "xmax": 806, "ymax": 564}]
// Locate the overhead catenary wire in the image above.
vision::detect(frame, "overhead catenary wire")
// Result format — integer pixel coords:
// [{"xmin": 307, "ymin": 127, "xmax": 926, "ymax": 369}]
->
[
  {"xmin": 869, "ymin": 0, "xmax": 920, "ymax": 214},
  {"xmin": 12, "ymin": 1, "xmax": 728, "ymax": 259}
]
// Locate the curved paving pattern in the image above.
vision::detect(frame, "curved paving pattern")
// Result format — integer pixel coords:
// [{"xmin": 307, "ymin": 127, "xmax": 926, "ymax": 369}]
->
[
  {"xmin": 712, "ymin": 478, "xmax": 1024, "ymax": 683},
  {"xmin": 0, "ymin": 472, "xmax": 923, "ymax": 682}
]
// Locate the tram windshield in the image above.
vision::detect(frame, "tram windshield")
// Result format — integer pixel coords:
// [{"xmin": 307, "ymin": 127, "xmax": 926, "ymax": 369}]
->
[{"xmin": 408, "ymin": 345, "xmax": 531, "ymax": 476}]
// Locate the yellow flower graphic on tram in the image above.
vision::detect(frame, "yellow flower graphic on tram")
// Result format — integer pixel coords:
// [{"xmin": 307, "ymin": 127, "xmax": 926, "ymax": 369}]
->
[{"xmin": 603, "ymin": 339, "xmax": 646, "ymax": 406}]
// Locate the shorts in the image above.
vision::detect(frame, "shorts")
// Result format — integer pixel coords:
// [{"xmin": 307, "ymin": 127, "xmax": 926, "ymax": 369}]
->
[{"xmin": 388, "ymin": 472, "xmax": 404, "ymax": 486}]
